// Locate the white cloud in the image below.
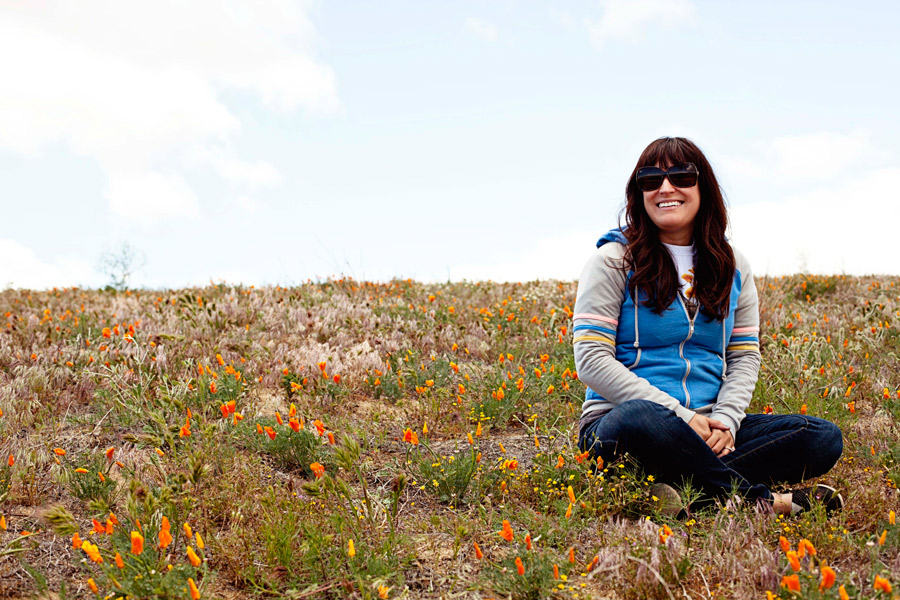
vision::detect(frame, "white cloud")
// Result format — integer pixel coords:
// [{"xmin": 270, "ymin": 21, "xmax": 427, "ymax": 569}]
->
[
  {"xmin": 770, "ymin": 131, "xmax": 869, "ymax": 180},
  {"xmin": 585, "ymin": 0, "xmax": 695, "ymax": 48},
  {"xmin": 549, "ymin": 7, "xmax": 577, "ymax": 29},
  {"xmin": 185, "ymin": 146, "xmax": 285, "ymax": 189},
  {"xmin": 106, "ymin": 170, "xmax": 200, "ymax": 221},
  {"xmin": 729, "ymin": 166, "xmax": 900, "ymax": 275},
  {"xmin": 0, "ymin": 1, "xmax": 337, "ymax": 223},
  {"xmin": 719, "ymin": 130, "xmax": 872, "ymax": 185},
  {"xmin": 447, "ymin": 230, "xmax": 599, "ymax": 283},
  {"xmin": 464, "ymin": 17, "xmax": 499, "ymax": 43},
  {"xmin": 720, "ymin": 130, "xmax": 900, "ymax": 275},
  {"xmin": 0, "ymin": 239, "xmax": 98, "ymax": 290},
  {"xmin": 235, "ymin": 196, "xmax": 263, "ymax": 213}
]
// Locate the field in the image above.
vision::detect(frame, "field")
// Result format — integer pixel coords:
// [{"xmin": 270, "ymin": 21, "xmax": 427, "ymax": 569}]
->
[{"xmin": 0, "ymin": 274, "xmax": 898, "ymax": 599}]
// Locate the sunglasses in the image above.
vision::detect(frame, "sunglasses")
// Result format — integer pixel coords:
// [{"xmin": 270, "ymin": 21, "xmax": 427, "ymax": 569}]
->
[{"xmin": 635, "ymin": 162, "xmax": 699, "ymax": 192}]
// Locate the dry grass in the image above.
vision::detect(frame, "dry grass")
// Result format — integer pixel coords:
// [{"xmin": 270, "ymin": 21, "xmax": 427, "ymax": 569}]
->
[{"xmin": 0, "ymin": 275, "xmax": 898, "ymax": 599}]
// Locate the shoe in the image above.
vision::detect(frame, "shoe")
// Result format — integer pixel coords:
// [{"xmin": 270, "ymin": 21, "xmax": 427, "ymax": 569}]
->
[
  {"xmin": 790, "ymin": 484, "xmax": 844, "ymax": 515},
  {"xmin": 650, "ymin": 483, "xmax": 683, "ymax": 517}
]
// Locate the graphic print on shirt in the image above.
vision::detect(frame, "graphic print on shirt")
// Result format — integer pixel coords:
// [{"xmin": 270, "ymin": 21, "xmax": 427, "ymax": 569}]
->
[{"xmin": 682, "ymin": 268, "xmax": 694, "ymax": 300}]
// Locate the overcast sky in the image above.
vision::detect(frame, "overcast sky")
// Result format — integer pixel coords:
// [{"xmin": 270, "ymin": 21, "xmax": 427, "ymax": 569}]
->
[{"xmin": 2, "ymin": 0, "xmax": 899, "ymax": 290}]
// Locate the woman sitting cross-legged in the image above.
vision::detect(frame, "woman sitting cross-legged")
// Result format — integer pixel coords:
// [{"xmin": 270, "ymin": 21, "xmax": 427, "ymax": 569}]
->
[{"xmin": 574, "ymin": 136, "xmax": 843, "ymax": 516}]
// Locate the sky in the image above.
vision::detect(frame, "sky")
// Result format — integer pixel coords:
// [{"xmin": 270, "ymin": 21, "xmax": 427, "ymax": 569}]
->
[{"xmin": 2, "ymin": 0, "xmax": 899, "ymax": 290}]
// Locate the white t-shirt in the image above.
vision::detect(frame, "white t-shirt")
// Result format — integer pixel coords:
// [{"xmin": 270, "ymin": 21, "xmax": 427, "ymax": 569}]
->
[{"xmin": 663, "ymin": 242, "xmax": 696, "ymax": 305}]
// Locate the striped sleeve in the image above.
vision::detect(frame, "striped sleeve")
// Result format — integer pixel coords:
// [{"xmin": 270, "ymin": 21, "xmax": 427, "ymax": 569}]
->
[
  {"xmin": 727, "ymin": 325, "xmax": 760, "ymax": 353},
  {"xmin": 572, "ymin": 243, "xmax": 626, "ymax": 349},
  {"xmin": 572, "ymin": 314, "xmax": 618, "ymax": 345}
]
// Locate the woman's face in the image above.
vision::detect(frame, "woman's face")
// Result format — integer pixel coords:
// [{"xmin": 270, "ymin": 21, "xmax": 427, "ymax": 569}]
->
[{"xmin": 642, "ymin": 162, "xmax": 701, "ymax": 245}]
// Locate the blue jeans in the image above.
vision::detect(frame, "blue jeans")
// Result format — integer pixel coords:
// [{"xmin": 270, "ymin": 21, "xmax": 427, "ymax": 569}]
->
[{"xmin": 578, "ymin": 400, "xmax": 843, "ymax": 503}]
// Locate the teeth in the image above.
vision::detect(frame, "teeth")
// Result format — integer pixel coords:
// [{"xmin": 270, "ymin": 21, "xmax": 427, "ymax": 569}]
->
[{"xmin": 658, "ymin": 201, "xmax": 682, "ymax": 208}]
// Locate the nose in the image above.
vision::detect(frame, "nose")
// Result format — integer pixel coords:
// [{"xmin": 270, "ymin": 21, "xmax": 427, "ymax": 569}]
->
[{"xmin": 658, "ymin": 175, "xmax": 676, "ymax": 194}]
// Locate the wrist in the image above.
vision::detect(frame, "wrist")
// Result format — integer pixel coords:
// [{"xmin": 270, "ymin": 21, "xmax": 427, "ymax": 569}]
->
[
  {"xmin": 709, "ymin": 413, "xmax": 737, "ymax": 440},
  {"xmin": 676, "ymin": 406, "xmax": 697, "ymax": 424}
]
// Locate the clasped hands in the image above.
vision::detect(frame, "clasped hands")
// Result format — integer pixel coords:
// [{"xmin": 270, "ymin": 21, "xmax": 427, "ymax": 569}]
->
[{"xmin": 688, "ymin": 414, "xmax": 734, "ymax": 457}]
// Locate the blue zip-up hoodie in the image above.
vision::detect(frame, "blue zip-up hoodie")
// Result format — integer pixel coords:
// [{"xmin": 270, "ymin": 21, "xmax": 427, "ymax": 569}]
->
[{"xmin": 573, "ymin": 229, "xmax": 761, "ymax": 439}]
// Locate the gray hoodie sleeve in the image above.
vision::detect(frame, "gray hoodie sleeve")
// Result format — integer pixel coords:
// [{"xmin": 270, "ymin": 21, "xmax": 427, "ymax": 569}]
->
[
  {"xmin": 708, "ymin": 248, "xmax": 761, "ymax": 440},
  {"xmin": 573, "ymin": 242, "xmax": 698, "ymax": 424}
]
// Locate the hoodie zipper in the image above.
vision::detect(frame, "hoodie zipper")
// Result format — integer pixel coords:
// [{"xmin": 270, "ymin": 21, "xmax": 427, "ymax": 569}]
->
[{"xmin": 677, "ymin": 292, "xmax": 695, "ymax": 408}]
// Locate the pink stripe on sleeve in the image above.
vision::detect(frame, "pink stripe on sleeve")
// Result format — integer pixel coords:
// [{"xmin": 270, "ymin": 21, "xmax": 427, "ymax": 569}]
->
[
  {"xmin": 572, "ymin": 313, "xmax": 618, "ymax": 326},
  {"xmin": 732, "ymin": 326, "xmax": 760, "ymax": 334}
]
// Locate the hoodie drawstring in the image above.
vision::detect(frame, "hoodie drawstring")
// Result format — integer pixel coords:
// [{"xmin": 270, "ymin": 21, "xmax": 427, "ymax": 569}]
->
[
  {"xmin": 721, "ymin": 320, "xmax": 727, "ymax": 380},
  {"xmin": 633, "ymin": 301, "xmax": 640, "ymax": 349}
]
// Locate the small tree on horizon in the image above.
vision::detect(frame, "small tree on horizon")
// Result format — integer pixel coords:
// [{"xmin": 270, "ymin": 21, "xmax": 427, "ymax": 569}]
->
[{"xmin": 97, "ymin": 241, "xmax": 145, "ymax": 290}]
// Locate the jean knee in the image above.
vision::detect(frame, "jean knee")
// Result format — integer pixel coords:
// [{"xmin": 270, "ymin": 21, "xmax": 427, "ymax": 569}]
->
[
  {"xmin": 603, "ymin": 400, "xmax": 677, "ymax": 448},
  {"xmin": 606, "ymin": 399, "xmax": 662, "ymax": 429},
  {"xmin": 821, "ymin": 420, "xmax": 843, "ymax": 468},
  {"xmin": 808, "ymin": 418, "xmax": 843, "ymax": 476}
]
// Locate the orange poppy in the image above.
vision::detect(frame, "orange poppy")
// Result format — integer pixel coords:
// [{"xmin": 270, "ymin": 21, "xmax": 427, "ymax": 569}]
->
[
  {"xmin": 499, "ymin": 520, "xmax": 514, "ymax": 542},
  {"xmin": 820, "ymin": 565, "xmax": 836, "ymax": 590}
]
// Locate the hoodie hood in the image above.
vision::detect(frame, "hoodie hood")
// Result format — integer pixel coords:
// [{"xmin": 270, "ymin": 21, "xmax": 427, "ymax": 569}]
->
[{"xmin": 597, "ymin": 228, "xmax": 628, "ymax": 248}]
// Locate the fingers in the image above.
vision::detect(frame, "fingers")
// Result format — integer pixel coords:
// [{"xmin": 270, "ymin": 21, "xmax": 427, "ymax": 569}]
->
[
  {"xmin": 710, "ymin": 434, "xmax": 728, "ymax": 455},
  {"xmin": 707, "ymin": 418, "xmax": 730, "ymax": 430},
  {"xmin": 688, "ymin": 414, "xmax": 714, "ymax": 440},
  {"xmin": 707, "ymin": 430, "xmax": 733, "ymax": 456},
  {"xmin": 689, "ymin": 420, "xmax": 712, "ymax": 441},
  {"xmin": 723, "ymin": 431, "xmax": 735, "ymax": 451}
]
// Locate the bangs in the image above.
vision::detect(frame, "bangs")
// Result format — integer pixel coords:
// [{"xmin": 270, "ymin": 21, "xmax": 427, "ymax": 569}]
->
[{"xmin": 640, "ymin": 138, "xmax": 698, "ymax": 169}]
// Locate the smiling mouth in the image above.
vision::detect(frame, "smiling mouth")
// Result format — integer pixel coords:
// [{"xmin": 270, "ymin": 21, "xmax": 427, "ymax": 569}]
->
[{"xmin": 657, "ymin": 201, "xmax": 684, "ymax": 208}]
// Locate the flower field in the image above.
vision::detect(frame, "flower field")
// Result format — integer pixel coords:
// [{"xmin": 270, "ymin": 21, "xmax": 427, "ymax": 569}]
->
[{"xmin": 0, "ymin": 274, "xmax": 898, "ymax": 599}]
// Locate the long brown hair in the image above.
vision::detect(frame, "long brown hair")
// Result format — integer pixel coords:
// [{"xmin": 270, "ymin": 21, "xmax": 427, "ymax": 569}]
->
[{"xmin": 619, "ymin": 137, "xmax": 734, "ymax": 320}]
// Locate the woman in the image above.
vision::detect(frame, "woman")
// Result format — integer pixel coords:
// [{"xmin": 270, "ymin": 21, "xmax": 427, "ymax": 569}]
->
[{"xmin": 574, "ymin": 137, "xmax": 843, "ymax": 516}]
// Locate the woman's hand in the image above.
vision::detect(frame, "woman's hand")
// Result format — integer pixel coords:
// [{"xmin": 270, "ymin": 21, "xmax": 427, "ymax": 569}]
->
[
  {"xmin": 706, "ymin": 427, "xmax": 735, "ymax": 457},
  {"xmin": 688, "ymin": 415, "xmax": 734, "ymax": 456},
  {"xmin": 688, "ymin": 413, "xmax": 724, "ymax": 440}
]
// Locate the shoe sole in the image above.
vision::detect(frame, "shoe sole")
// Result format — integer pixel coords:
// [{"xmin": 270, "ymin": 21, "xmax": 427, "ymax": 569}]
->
[{"xmin": 816, "ymin": 484, "xmax": 844, "ymax": 512}]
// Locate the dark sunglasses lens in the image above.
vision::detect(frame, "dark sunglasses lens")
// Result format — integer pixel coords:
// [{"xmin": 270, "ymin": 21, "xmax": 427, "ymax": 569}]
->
[
  {"xmin": 667, "ymin": 169, "xmax": 698, "ymax": 188},
  {"xmin": 636, "ymin": 168, "xmax": 664, "ymax": 191}
]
